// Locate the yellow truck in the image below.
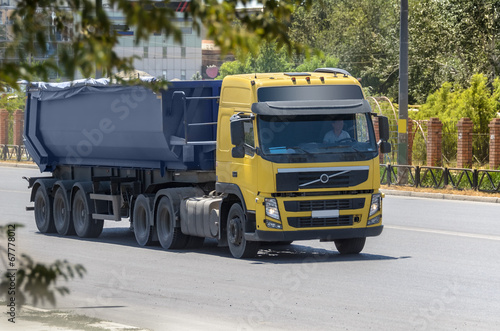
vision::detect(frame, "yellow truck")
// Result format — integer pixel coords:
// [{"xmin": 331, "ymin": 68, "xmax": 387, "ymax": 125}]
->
[{"xmin": 25, "ymin": 68, "xmax": 391, "ymax": 258}]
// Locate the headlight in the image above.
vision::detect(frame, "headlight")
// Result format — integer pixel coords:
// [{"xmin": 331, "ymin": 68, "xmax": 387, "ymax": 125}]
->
[
  {"xmin": 369, "ymin": 193, "xmax": 382, "ymax": 217},
  {"xmin": 265, "ymin": 198, "xmax": 280, "ymax": 220}
]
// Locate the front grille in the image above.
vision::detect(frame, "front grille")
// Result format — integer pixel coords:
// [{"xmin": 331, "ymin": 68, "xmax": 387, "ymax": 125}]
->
[
  {"xmin": 284, "ymin": 198, "xmax": 365, "ymax": 212},
  {"xmin": 276, "ymin": 170, "xmax": 369, "ymax": 191},
  {"xmin": 288, "ymin": 215, "xmax": 353, "ymax": 228}
]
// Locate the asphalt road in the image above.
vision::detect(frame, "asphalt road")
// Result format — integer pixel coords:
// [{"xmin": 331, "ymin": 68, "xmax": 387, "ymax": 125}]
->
[{"xmin": 1, "ymin": 166, "xmax": 500, "ymax": 330}]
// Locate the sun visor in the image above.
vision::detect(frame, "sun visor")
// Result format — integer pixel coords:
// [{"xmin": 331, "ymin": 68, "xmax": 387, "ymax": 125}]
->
[{"xmin": 251, "ymin": 99, "xmax": 372, "ymax": 116}]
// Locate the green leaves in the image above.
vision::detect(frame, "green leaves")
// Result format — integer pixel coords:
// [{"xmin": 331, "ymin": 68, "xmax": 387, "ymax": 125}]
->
[
  {"xmin": 215, "ymin": 41, "xmax": 339, "ymax": 79},
  {"xmin": 417, "ymin": 74, "xmax": 500, "ymax": 164},
  {"xmin": 0, "ymin": 0, "xmax": 311, "ymax": 91},
  {"xmin": 289, "ymin": 0, "xmax": 399, "ymax": 99},
  {"xmin": 0, "ymin": 224, "xmax": 86, "ymax": 307},
  {"xmin": 410, "ymin": 0, "xmax": 500, "ymax": 103}
]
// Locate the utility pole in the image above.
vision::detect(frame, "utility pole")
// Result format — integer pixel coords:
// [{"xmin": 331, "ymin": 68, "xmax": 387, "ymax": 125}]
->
[
  {"xmin": 95, "ymin": 0, "xmax": 102, "ymax": 79},
  {"xmin": 398, "ymin": 0, "xmax": 409, "ymax": 166}
]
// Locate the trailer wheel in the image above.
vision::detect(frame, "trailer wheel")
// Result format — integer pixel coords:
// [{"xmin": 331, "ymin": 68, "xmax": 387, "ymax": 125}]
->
[
  {"xmin": 34, "ymin": 186, "xmax": 56, "ymax": 233},
  {"xmin": 156, "ymin": 196, "xmax": 188, "ymax": 249},
  {"xmin": 227, "ymin": 203, "xmax": 259, "ymax": 259},
  {"xmin": 334, "ymin": 237, "xmax": 366, "ymax": 255},
  {"xmin": 53, "ymin": 187, "xmax": 75, "ymax": 236},
  {"xmin": 72, "ymin": 189, "xmax": 103, "ymax": 238},
  {"xmin": 133, "ymin": 195, "xmax": 155, "ymax": 246}
]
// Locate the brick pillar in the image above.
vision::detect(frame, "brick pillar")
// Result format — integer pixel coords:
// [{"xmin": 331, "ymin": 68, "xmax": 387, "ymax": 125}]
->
[
  {"xmin": 13, "ymin": 109, "xmax": 24, "ymax": 146},
  {"xmin": 407, "ymin": 118, "xmax": 413, "ymax": 166},
  {"xmin": 489, "ymin": 118, "xmax": 500, "ymax": 169},
  {"xmin": 427, "ymin": 117, "xmax": 442, "ymax": 167},
  {"xmin": 372, "ymin": 116, "xmax": 383, "ymax": 163},
  {"xmin": 456, "ymin": 118, "xmax": 473, "ymax": 168},
  {"xmin": 0, "ymin": 109, "xmax": 9, "ymax": 145}
]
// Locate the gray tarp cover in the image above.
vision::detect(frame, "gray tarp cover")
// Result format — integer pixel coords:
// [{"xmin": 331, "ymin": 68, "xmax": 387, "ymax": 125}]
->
[
  {"xmin": 251, "ymin": 99, "xmax": 372, "ymax": 116},
  {"xmin": 29, "ymin": 77, "xmax": 157, "ymax": 101}
]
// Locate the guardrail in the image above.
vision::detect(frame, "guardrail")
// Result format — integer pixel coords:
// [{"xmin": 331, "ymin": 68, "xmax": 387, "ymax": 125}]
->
[
  {"xmin": 1, "ymin": 144, "xmax": 32, "ymax": 162},
  {"xmin": 381, "ymin": 164, "xmax": 500, "ymax": 193}
]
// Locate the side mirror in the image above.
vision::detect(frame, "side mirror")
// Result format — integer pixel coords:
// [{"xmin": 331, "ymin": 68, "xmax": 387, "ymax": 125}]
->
[
  {"xmin": 379, "ymin": 141, "xmax": 391, "ymax": 154},
  {"xmin": 378, "ymin": 115, "xmax": 390, "ymax": 142},
  {"xmin": 232, "ymin": 145, "xmax": 245, "ymax": 158},
  {"xmin": 230, "ymin": 116, "xmax": 245, "ymax": 146}
]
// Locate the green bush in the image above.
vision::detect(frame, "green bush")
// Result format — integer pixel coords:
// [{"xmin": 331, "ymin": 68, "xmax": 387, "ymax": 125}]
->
[{"xmin": 414, "ymin": 74, "xmax": 499, "ymax": 166}]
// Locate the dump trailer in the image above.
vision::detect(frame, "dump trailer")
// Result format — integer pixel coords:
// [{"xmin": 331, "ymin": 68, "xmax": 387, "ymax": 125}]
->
[{"xmin": 24, "ymin": 69, "xmax": 391, "ymax": 258}]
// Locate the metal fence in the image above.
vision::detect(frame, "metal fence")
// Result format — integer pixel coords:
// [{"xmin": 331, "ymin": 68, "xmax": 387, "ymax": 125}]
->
[
  {"xmin": 381, "ymin": 164, "xmax": 500, "ymax": 193},
  {"xmin": 0, "ymin": 145, "xmax": 32, "ymax": 162},
  {"xmin": 1, "ymin": 144, "xmax": 499, "ymax": 193}
]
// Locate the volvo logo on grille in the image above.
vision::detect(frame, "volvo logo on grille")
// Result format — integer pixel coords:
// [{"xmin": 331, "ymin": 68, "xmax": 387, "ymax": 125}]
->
[{"xmin": 299, "ymin": 169, "xmax": 351, "ymax": 188}]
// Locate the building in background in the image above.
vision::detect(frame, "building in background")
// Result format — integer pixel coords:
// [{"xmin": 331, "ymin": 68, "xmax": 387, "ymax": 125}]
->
[
  {"xmin": 108, "ymin": 1, "xmax": 202, "ymax": 80},
  {"xmin": 201, "ymin": 40, "xmax": 234, "ymax": 80},
  {"xmin": 0, "ymin": 0, "xmax": 203, "ymax": 81}
]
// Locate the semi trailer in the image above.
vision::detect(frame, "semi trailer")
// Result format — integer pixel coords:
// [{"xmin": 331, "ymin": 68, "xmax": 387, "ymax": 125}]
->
[{"xmin": 24, "ymin": 69, "xmax": 391, "ymax": 258}]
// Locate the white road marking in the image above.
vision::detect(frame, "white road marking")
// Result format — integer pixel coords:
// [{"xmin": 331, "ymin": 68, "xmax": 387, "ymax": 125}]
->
[
  {"xmin": 385, "ymin": 224, "xmax": 500, "ymax": 241},
  {"xmin": 0, "ymin": 189, "xmax": 27, "ymax": 194}
]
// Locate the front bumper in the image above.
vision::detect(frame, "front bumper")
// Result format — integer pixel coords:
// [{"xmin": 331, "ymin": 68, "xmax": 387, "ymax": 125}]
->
[{"xmin": 246, "ymin": 225, "xmax": 383, "ymax": 242}]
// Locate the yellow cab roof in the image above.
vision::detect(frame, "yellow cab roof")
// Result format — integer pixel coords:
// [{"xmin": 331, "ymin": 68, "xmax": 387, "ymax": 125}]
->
[{"xmin": 222, "ymin": 71, "xmax": 362, "ymax": 89}]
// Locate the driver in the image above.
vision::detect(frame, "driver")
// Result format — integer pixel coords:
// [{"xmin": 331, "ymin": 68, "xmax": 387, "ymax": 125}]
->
[{"xmin": 323, "ymin": 118, "xmax": 350, "ymax": 143}]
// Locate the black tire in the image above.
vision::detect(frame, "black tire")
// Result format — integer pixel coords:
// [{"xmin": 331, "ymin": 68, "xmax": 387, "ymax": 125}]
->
[
  {"xmin": 133, "ymin": 195, "xmax": 155, "ymax": 246},
  {"xmin": 34, "ymin": 186, "xmax": 56, "ymax": 233},
  {"xmin": 156, "ymin": 196, "xmax": 188, "ymax": 249},
  {"xmin": 72, "ymin": 189, "xmax": 103, "ymax": 238},
  {"xmin": 227, "ymin": 203, "xmax": 259, "ymax": 259},
  {"xmin": 53, "ymin": 187, "xmax": 75, "ymax": 236},
  {"xmin": 334, "ymin": 237, "xmax": 366, "ymax": 255}
]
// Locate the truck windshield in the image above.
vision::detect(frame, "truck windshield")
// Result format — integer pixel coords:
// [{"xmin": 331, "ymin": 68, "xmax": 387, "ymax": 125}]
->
[{"xmin": 257, "ymin": 113, "xmax": 378, "ymax": 163}]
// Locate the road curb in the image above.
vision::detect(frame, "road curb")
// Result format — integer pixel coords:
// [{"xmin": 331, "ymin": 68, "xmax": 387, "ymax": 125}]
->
[
  {"xmin": 382, "ymin": 189, "xmax": 500, "ymax": 204},
  {"xmin": 0, "ymin": 162, "xmax": 38, "ymax": 170},
  {"xmin": 18, "ymin": 305, "xmax": 149, "ymax": 330}
]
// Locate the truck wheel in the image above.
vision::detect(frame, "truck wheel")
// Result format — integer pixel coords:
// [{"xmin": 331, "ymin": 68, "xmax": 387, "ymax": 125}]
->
[
  {"xmin": 227, "ymin": 204, "xmax": 259, "ymax": 259},
  {"xmin": 133, "ymin": 195, "xmax": 155, "ymax": 246},
  {"xmin": 156, "ymin": 196, "xmax": 188, "ymax": 249},
  {"xmin": 34, "ymin": 186, "xmax": 56, "ymax": 233},
  {"xmin": 72, "ymin": 189, "xmax": 103, "ymax": 238},
  {"xmin": 53, "ymin": 187, "xmax": 75, "ymax": 236},
  {"xmin": 334, "ymin": 237, "xmax": 366, "ymax": 255}
]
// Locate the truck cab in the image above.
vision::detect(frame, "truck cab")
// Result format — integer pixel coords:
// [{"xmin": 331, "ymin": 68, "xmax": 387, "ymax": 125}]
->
[{"xmin": 216, "ymin": 70, "xmax": 390, "ymax": 257}]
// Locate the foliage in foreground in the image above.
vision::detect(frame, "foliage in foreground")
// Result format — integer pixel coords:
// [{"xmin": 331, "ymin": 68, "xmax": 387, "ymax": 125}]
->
[
  {"xmin": 0, "ymin": 224, "xmax": 86, "ymax": 307},
  {"xmin": 0, "ymin": 0, "xmax": 312, "ymax": 91}
]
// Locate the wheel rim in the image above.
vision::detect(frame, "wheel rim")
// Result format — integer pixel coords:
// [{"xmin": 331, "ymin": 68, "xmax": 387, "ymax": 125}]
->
[
  {"xmin": 54, "ymin": 192, "xmax": 66, "ymax": 230},
  {"xmin": 135, "ymin": 205, "xmax": 148, "ymax": 238},
  {"xmin": 35, "ymin": 193, "xmax": 48, "ymax": 227},
  {"xmin": 157, "ymin": 205, "xmax": 172, "ymax": 241},
  {"xmin": 73, "ymin": 196, "xmax": 86, "ymax": 231},
  {"xmin": 228, "ymin": 217, "xmax": 242, "ymax": 247}
]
